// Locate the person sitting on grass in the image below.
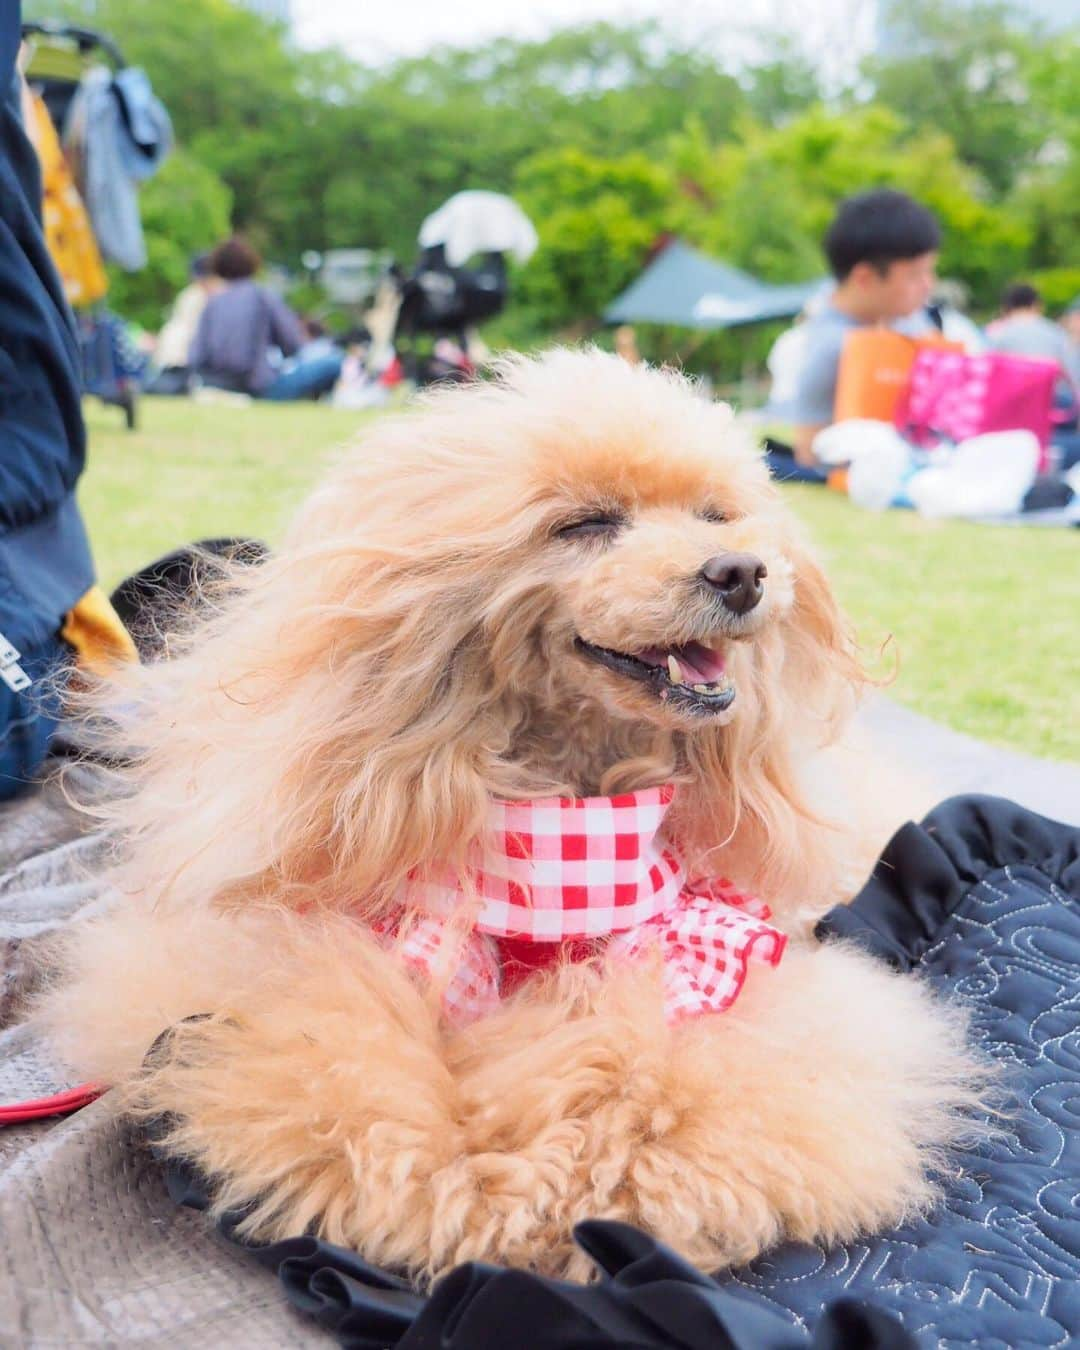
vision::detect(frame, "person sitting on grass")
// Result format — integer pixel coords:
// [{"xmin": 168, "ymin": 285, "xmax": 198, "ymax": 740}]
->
[
  {"xmin": 145, "ymin": 252, "xmax": 220, "ymax": 396},
  {"xmin": 189, "ymin": 236, "xmax": 342, "ymax": 402},
  {"xmin": 787, "ymin": 188, "xmax": 940, "ymax": 470},
  {"xmin": 1062, "ymin": 296, "xmax": 1080, "ymax": 358},
  {"xmin": 987, "ymin": 283, "xmax": 1080, "ymax": 401}
]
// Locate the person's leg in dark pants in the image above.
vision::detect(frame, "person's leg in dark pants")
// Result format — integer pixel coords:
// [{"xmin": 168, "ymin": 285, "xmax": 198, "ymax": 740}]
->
[
  {"xmin": 762, "ymin": 436, "xmax": 829, "ymax": 484},
  {"xmin": 1050, "ymin": 431, "xmax": 1080, "ymax": 475}
]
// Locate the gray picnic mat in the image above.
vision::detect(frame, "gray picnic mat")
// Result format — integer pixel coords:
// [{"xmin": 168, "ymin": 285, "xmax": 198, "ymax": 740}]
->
[
  {"xmin": 860, "ymin": 696, "xmax": 1079, "ymax": 827},
  {"xmin": 1, "ymin": 703, "xmax": 1076, "ymax": 1347},
  {"xmin": 0, "ymin": 765, "xmax": 328, "ymax": 1348}
]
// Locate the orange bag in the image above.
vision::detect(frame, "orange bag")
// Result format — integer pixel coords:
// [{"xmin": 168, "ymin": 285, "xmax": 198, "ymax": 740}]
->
[{"xmin": 834, "ymin": 329, "xmax": 960, "ymax": 424}]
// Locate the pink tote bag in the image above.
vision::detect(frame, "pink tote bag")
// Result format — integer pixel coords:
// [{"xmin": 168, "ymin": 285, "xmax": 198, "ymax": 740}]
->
[{"xmin": 896, "ymin": 348, "xmax": 1058, "ymax": 469}]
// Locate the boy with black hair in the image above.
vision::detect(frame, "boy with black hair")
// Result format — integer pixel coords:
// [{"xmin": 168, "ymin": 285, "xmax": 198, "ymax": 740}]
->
[{"xmin": 790, "ymin": 188, "xmax": 940, "ymax": 465}]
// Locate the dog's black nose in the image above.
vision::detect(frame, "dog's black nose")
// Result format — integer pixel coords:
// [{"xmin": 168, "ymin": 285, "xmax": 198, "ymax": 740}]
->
[{"xmin": 701, "ymin": 553, "xmax": 767, "ymax": 615}]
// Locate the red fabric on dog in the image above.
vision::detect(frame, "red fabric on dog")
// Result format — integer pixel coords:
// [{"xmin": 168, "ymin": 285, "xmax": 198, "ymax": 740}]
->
[{"xmin": 385, "ymin": 786, "xmax": 786, "ymax": 1025}]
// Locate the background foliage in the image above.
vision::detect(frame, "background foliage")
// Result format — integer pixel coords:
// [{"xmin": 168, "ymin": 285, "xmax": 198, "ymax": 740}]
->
[{"xmin": 25, "ymin": 0, "xmax": 1080, "ymax": 361}]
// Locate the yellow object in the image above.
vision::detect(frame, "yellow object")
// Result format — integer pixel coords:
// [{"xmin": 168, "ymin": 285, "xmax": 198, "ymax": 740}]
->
[
  {"xmin": 61, "ymin": 587, "xmax": 138, "ymax": 674},
  {"xmin": 25, "ymin": 89, "xmax": 108, "ymax": 308}
]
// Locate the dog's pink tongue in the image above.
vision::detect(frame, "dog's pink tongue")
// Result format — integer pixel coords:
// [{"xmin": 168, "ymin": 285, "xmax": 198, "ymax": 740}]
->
[
  {"xmin": 637, "ymin": 642, "xmax": 726, "ymax": 683},
  {"xmin": 676, "ymin": 642, "xmax": 726, "ymax": 684}
]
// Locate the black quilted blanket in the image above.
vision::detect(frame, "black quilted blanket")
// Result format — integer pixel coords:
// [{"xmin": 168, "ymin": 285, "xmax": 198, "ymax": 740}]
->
[{"xmin": 163, "ymin": 794, "xmax": 1080, "ymax": 1349}]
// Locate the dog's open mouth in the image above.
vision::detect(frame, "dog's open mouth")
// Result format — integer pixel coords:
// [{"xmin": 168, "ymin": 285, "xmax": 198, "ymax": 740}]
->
[{"xmin": 574, "ymin": 637, "xmax": 736, "ymax": 713}]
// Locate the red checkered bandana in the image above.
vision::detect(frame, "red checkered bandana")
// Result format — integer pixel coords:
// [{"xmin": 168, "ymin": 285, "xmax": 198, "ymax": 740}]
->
[{"xmin": 385, "ymin": 785, "xmax": 786, "ymax": 1026}]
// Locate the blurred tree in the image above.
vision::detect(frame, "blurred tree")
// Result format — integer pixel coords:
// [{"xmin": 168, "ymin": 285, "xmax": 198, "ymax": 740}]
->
[
  {"xmin": 670, "ymin": 106, "xmax": 1030, "ymax": 307},
  {"xmin": 22, "ymin": 5, "xmax": 749, "ymax": 265},
  {"xmin": 513, "ymin": 149, "xmax": 674, "ymax": 329},
  {"xmin": 1025, "ymin": 267, "xmax": 1080, "ymax": 312},
  {"xmin": 374, "ymin": 23, "xmax": 747, "ymax": 157},
  {"xmin": 863, "ymin": 0, "xmax": 1068, "ymax": 197},
  {"xmin": 739, "ymin": 36, "xmax": 823, "ymax": 126},
  {"xmin": 1004, "ymin": 33, "xmax": 1080, "ymax": 285},
  {"xmin": 314, "ymin": 23, "xmax": 748, "ymax": 263}
]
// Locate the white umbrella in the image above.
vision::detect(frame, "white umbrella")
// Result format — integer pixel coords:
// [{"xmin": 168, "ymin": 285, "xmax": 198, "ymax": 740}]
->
[{"xmin": 418, "ymin": 191, "xmax": 539, "ymax": 267}]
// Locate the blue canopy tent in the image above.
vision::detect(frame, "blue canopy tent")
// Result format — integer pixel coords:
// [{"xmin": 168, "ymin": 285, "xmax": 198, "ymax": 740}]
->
[{"xmin": 604, "ymin": 240, "xmax": 823, "ymax": 329}]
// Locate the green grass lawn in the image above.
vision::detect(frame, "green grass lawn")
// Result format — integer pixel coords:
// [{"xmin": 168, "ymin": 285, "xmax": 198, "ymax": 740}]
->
[{"xmin": 79, "ymin": 397, "xmax": 1079, "ymax": 761}]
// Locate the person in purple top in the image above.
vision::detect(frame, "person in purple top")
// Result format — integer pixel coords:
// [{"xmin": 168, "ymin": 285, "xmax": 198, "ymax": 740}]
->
[{"xmin": 189, "ymin": 236, "xmax": 342, "ymax": 401}]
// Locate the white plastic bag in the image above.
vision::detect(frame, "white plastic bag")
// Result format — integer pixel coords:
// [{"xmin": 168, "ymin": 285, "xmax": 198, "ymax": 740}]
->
[
  {"xmin": 811, "ymin": 419, "xmax": 909, "ymax": 467},
  {"xmin": 907, "ymin": 431, "xmax": 1039, "ymax": 519}
]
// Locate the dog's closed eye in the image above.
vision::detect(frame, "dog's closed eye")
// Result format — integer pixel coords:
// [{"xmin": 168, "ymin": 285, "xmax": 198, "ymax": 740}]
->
[
  {"xmin": 555, "ymin": 513, "xmax": 625, "ymax": 541},
  {"xmin": 698, "ymin": 507, "xmax": 729, "ymax": 524}
]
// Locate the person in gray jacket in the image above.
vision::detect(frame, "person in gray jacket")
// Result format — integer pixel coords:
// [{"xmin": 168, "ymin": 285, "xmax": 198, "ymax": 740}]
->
[
  {"xmin": 986, "ymin": 283, "xmax": 1080, "ymax": 393},
  {"xmin": 189, "ymin": 236, "xmax": 342, "ymax": 401}
]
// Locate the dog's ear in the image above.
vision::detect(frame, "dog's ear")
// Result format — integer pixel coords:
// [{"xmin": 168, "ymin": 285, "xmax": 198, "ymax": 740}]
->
[
  {"xmin": 92, "ymin": 370, "xmax": 571, "ymax": 922},
  {"xmin": 91, "ymin": 528, "xmax": 510, "ymax": 924},
  {"xmin": 220, "ymin": 557, "xmax": 505, "ymax": 919}
]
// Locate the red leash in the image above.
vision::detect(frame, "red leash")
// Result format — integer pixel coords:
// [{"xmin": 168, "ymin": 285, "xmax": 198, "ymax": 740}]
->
[{"xmin": 0, "ymin": 1082, "xmax": 105, "ymax": 1126}]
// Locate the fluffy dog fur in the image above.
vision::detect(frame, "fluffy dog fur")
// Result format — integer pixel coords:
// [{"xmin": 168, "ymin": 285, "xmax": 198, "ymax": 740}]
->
[{"xmin": 41, "ymin": 350, "xmax": 984, "ymax": 1283}]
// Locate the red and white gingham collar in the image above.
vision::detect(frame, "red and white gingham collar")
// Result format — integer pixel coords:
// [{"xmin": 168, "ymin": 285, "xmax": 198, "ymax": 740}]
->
[
  {"xmin": 401, "ymin": 784, "xmax": 683, "ymax": 940},
  {"xmin": 387, "ymin": 785, "xmax": 787, "ymax": 1026}
]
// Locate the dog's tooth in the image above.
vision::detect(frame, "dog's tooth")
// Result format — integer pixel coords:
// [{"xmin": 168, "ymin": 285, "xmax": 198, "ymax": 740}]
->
[
  {"xmin": 667, "ymin": 654, "xmax": 683, "ymax": 685},
  {"xmin": 693, "ymin": 683, "xmax": 708, "ymax": 692}
]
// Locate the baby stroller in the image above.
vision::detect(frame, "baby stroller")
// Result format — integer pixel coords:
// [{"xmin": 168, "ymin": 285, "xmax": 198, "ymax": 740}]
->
[
  {"xmin": 388, "ymin": 191, "xmax": 537, "ymax": 387},
  {"xmin": 20, "ymin": 21, "xmax": 124, "ymax": 133},
  {"xmin": 392, "ymin": 245, "xmax": 509, "ymax": 385},
  {"xmin": 21, "ymin": 20, "xmax": 153, "ymax": 430}
]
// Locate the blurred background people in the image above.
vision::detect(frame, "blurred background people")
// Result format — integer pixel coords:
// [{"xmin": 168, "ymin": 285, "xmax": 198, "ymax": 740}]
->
[
  {"xmin": 189, "ymin": 235, "xmax": 342, "ymax": 400},
  {"xmin": 144, "ymin": 251, "xmax": 218, "ymax": 395},
  {"xmin": 790, "ymin": 188, "xmax": 939, "ymax": 465},
  {"xmin": 987, "ymin": 283, "xmax": 1080, "ymax": 392}
]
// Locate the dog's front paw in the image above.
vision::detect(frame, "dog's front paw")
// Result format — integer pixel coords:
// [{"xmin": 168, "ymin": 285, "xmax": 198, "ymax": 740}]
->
[
  {"xmin": 430, "ymin": 950, "xmax": 988, "ymax": 1277},
  {"xmin": 126, "ymin": 918, "xmax": 467, "ymax": 1279}
]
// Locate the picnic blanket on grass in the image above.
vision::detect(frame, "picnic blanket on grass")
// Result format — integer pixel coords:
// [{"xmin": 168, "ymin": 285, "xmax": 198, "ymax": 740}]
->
[
  {"xmin": 0, "ymin": 763, "xmax": 327, "ymax": 1347},
  {"xmin": 1, "ymin": 735, "xmax": 1079, "ymax": 1347}
]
